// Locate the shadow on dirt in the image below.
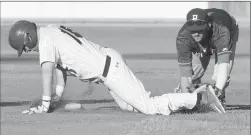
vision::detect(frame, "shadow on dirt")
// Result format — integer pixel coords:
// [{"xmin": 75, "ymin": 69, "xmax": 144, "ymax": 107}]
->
[
  {"xmin": 0, "ymin": 99, "xmax": 115, "ymax": 107},
  {"xmin": 174, "ymin": 104, "xmax": 250, "ymax": 115},
  {"xmin": 1, "ymin": 101, "xmax": 249, "ymax": 114},
  {"xmin": 226, "ymin": 104, "xmax": 251, "ymax": 110}
]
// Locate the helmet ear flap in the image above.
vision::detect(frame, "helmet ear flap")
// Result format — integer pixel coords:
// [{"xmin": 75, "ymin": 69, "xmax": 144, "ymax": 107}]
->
[
  {"xmin": 25, "ymin": 23, "xmax": 38, "ymax": 49},
  {"xmin": 32, "ymin": 25, "xmax": 38, "ymax": 48},
  {"xmin": 17, "ymin": 43, "xmax": 25, "ymax": 57}
]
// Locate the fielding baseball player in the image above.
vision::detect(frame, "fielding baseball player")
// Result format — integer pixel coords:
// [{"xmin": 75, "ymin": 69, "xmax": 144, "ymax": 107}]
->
[
  {"xmin": 9, "ymin": 20, "xmax": 225, "ymax": 115},
  {"xmin": 175, "ymin": 8, "xmax": 239, "ymax": 108}
]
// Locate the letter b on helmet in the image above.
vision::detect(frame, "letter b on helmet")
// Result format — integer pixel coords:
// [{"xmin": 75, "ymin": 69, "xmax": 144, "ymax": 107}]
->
[{"xmin": 8, "ymin": 20, "xmax": 38, "ymax": 57}]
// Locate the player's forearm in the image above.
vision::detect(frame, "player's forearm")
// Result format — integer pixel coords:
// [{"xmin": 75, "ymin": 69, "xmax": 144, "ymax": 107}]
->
[
  {"xmin": 42, "ymin": 68, "xmax": 54, "ymax": 98},
  {"xmin": 55, "ymin": 66, "xmax": 67, "ymax": 97},
  {"xmin": 56, "ymin": 65, "xmax": 67, "ymax": 85},
  {"xmin": 41, "ymin": 62, "xmax": 55, "ymax": 109},
  {"xmin": 42, "ymin": 73, "xmax": 53, "ymax": 109},
  {"xmin": 180, "ymin": 76, "xmax": 192, "ymax": 93},
  {"xmin": 215, "ymin": 63, "xmax": 229, "ymax": 90},
  {"xmin": 42, "ymin": 76, "xmax": 53, "ymax": 97},
  {"xmin": 178, "ymin": 64, "xmax": 193, "ymax": 92},
  {"xmin": 41, "ymin": 62, "xmax": 55, "ymax": 98},
  {"xmin": 215, "ymin": 51, "xmax": 231, "ymax": 90}
]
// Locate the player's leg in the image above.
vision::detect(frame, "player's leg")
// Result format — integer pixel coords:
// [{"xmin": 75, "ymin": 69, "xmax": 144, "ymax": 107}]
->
[
  {"xmin": 103, "ymin": 48, "xmax": 224, "ymax": 115},
  {"xmin": 109, "ymin": 90, "xmax": 138, "ymax": 112},
  {"xmin": 154, "ymin": 86, "xmax": 226, "ymax": 114},
  {"xmin": 102, "ymin": 48, "xmax": 158, "ymax": 114}
]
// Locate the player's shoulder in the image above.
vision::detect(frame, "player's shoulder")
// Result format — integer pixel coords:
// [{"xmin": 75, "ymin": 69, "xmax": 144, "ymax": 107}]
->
[
  {"xmin": 40, "ymin": 24, "xmax": 61, "ymax": 36},
  {"xmin": 211, "ymin": 21, "xmax": 230, "ymax": 36},
  {"xmin": 178, "ymin": 23, "xmax": 190, "ymax": 35},
  {"xmin": 177, "ymin": 23, "xmax": 191, "ymax": 40},
  {"xmin": 205, "ymin": 8, "xmax": 233, "ymax": 30},
  {"xmin": 176, "ymin": 23, "xmax": 195, "ymax": 50},
  {"xmin": 46, "ymin": 24, "xmax": 59, "ymax": 28},
  {"xmin": 41, "ymin": 24, "xmax": 60, "ymax": 31}
]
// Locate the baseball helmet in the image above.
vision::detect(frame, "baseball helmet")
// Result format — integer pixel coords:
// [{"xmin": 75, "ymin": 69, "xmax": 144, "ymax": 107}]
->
[
  {"xmin": 186, "ymin": 8, "xmax": 209, "ymax": 31},
  {"xmin": 9, "ymin": 20, "xmax": 38, "ymax": 57}
]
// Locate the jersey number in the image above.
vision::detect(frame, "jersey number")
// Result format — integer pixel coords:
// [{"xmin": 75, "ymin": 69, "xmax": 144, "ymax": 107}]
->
[{"xmin": 59, "ymin": 25, "xmax": 83, "ymax": 45}]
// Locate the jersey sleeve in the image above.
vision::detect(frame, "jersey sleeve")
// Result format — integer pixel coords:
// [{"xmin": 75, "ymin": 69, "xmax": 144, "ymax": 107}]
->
[
  {"xmin": 176, "ymin": 29, "xmax": 193, "ymax": 77},
  {"xmin": 39, "ymin": 36, "xmax": 57, "ymax": 66},
  {"xmin": 211, "ymin": 23, "xmax": 232, "ymax": 63}
]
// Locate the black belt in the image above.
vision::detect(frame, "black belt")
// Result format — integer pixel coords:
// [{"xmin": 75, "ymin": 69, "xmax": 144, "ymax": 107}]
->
[{"xmin": 102, "ymin": 55, "xmax": 111, "ymax": 77}]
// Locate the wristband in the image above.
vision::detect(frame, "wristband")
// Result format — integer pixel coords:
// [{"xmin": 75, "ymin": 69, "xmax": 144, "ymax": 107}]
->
[{"xmin": 42, "ymin": 96, "xmax": 51, "ymax": 109}]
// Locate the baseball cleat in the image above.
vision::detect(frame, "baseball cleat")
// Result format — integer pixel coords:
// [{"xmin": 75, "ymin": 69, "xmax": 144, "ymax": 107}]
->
[{"xmin": 199, "ymin": 85, "xmax": 226, "ymax": 114}]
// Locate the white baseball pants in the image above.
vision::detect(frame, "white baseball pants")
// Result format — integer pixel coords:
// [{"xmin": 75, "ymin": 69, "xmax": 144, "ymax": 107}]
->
[{"xmin": 101, "ymin": 48, "xmax": 199, "ymax": 115}]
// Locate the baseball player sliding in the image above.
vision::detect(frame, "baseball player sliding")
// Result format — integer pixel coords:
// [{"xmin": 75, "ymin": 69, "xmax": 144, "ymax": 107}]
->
[
  {"xmin": 175, "ymin": 8, "xmax": 239, "ymax": 109},
  {"xmin": 9, "ymin": 20, "xmax": 225, "ymax": 115}
]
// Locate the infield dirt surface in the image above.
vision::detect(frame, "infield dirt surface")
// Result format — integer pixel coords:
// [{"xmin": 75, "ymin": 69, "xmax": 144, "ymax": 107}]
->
[{"xmin": 1, "ymin": 23, "xmax": 250, "ymax": 135}]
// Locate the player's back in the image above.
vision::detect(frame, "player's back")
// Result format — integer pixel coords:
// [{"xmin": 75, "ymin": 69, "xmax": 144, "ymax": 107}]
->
[
  {"xmin": 39, "ymin": 25, "xmax": 107, "ymax": 79},
  {"xmin": 205, "ymin": 8, "xmax": 233, "ymax": 30}
]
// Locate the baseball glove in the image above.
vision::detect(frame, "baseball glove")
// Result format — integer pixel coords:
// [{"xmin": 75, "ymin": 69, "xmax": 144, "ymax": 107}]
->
[{"xmin": 187, "ymin": 83, "xmax": 214, "ymax": 93}]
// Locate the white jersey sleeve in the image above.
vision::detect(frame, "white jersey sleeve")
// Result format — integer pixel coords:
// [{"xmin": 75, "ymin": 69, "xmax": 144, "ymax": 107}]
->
[{"xmin": 38, "ymin": 30, "xmax": 57, "ymax": 66}]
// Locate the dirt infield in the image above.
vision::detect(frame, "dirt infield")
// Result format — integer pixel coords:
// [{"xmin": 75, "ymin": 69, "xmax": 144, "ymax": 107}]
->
[{"xmin": 1, "ymin": 24, "xmax": 250, "ymax": 135}]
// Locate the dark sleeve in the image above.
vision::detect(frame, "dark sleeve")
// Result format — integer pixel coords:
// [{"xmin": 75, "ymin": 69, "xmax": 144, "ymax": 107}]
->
[
  {"xmin": 205, "ymin": 8, "xmax": 227, "ymax": 16},
  {"xmin": 211, "ymin": 23, "xmax": 232, "ymax": 63},
  {"xmin": 176, "ymin": 29, "xmax": 193, "ymax": 77}
]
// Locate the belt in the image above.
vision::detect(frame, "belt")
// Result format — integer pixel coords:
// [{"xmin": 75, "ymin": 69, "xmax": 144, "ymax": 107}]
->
[
  {"xmin": 102, "ymin": 55, "xmax": 111, "ymax": 77},
  {"xmin": 86, "ymin": 55, "xmax": 111, "ymax": 83}
]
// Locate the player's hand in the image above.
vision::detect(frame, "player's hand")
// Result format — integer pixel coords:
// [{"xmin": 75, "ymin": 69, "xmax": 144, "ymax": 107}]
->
[
  {"xmin": 186, "ymin": 84, "xmax": 201, "ymax": 93},
  {"xmin": 22, "ymin": 105, "xmax": 49, "ymax": 115},
  {"xmin": 212, "ymin": 85, "xmax": 224, "ymax": 98}
]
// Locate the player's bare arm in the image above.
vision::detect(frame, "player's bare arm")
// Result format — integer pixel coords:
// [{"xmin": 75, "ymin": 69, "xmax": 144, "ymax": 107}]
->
[
  {"xmin": 41, "ymin": 61, "xmax": 55, "ymax": 102},
  {"xmin": 21, "ymin": 61, "xmax": 55, "ymax": 114},
  {"xmin": 213, "ymin": 24, "xmax": 232, "ymax": 92},
  {"xmin": 55, "ymin": 64, "xmax": 68, "ymax": 97}
]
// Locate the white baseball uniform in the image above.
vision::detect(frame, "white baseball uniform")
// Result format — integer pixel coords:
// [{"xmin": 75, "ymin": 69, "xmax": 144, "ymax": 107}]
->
[{"xmin": 38, "ymin": 24, "xmax": 199, "ymax": 115}]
